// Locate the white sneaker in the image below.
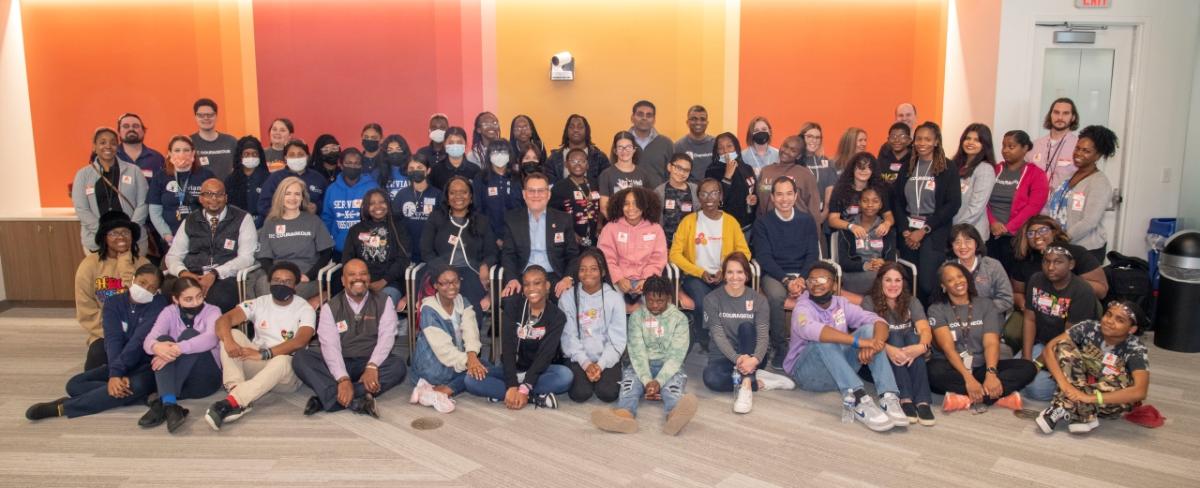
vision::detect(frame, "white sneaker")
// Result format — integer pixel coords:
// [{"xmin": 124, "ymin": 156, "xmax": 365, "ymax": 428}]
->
[
  {"xmin": 878, "ymin": 393, "xmax": 910, "ymax": 428},
  {"xmin": 845, "ymin": 393, "xmax": 893, "ymax": 432},
  {"xmin": 409, "ymin": 378, "xmax": 433, "ymax": 404},
  {"xmin": 756, "ymin": 370, "xmax": 796, "ymax": 391},
  {"xmin": 410, "ymin": 378, "xmax": 456, "ymax": 413},
  {"xmin": 1068, "ymin": 417, "xmax": 1100, "ymax": 434},
  {"xmin": 733, "ymin": 385, "xmax": 754, "ymax": 414}
]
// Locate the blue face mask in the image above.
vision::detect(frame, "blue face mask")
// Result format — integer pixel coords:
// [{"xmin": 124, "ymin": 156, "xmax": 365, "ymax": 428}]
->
[{"xmin": 445, "ymin": 144, "xmax": 466, "ymax": 158}]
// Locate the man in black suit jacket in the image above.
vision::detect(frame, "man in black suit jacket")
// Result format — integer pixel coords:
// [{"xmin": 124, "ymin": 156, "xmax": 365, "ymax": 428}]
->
[{"xmin": 501, "ymin": 172, "xmax": 580, "ymax": 298}]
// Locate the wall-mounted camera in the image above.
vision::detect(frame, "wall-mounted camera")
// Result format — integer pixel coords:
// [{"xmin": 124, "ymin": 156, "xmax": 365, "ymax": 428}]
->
[{"xmin": 551, "ymin": 51, "xmax": 574, "ymax": 81}]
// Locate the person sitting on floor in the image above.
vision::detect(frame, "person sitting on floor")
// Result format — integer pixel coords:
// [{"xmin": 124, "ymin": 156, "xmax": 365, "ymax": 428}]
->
[
  {"xmin": 927, "ymin": 262, "xmax": 1036, "ymax": 414},
  {"xmin": 1036, "ymin": 300, "xmax": 1151, "ymax": 435},
  {"xmin": 591, "ymin": 276, "xmax": 698, "ymax": 435},
  {"xmin": 859, "ymin": 263, "xmax": 936, "ymax": 426},
  {"xmin": 1021, "ymin": 244, "xmax": 1101, "ymax": 401},
  {"xmin": 293, "ymin": 259, "xmax": 407, "ymax": 418},
  {"xmin": 560, "ymin": 249, "xmax": 627, "ymax": 403},
  {"xmin": 465, "ymin": 265, "xmax": 573, "ymax": 409},
  {"xmin": 27, "ymin": 264, "xmax": 167, "ymax": 421},
  {"xmin": 409, "ymin": 266, "xmax": 484, "ymax": 413},
  {"xmin": 75, "ymin": 210, "xmax": 150, "ymax": 371},
  {"xmin": 204, "ymin": 262, "xmax": 316, "ymax": 431},
  {"xmin": 784, "ymin": 261, "xmax": 906, "ymax": 432}
]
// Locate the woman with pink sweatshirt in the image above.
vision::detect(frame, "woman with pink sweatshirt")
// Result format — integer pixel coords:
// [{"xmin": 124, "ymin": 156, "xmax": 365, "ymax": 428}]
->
[{"xmin": 597, "ymin": 187, "xmax": 669, "ymax": 304}]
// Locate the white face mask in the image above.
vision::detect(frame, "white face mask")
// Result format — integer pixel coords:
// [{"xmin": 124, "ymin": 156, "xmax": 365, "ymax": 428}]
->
[
  {"xmin": 129, "ymin": 283, "xmax": 155, "ymax": 304},
  {"xmin": 445, "ymin": 143, "xmax": 466, "ymax": 158},
  {"xmin": 241, "ymin": 157, "xmax": 261, "ymax": 169},
  {"xmin": 721, "ymin": 152, "xmax": 738, "ymax": 163},
  {"xmin": 490, "ymin": 152, "xmax": 510, "ymax": 168},
  {"xmin": 430, "ymin": 129, "xmax": 447, "ymax": 143},
  {"xmin": 286, "ymin": 157, "xmax": 307, "ymax": 172}
]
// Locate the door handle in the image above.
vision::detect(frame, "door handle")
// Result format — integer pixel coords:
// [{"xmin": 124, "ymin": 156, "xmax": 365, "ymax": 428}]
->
[{"xmin": 1109, "ymin": 188, "xmax": 1123, "ymax": 211}]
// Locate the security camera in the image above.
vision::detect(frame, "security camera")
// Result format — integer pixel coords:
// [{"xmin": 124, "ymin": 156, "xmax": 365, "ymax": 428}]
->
[
  {"xmin": 551, "ymin": 51, "xmax": 572, "ymax": 66},
  {"xmin": 551, "ymin": 51, "xmax": 574, "ymax": 80}
]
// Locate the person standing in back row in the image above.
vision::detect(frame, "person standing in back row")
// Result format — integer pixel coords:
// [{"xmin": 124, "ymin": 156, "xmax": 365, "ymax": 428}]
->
[
  {"xmin": 1032, "ymin": 98, "xmax": 1080, "ymax": 189},
  {"xmin": 673, "ymin": 105, "xmax": 714, "ymax": 180},
  {"xmin": 629, "ymin": 100, "xmax": 674, "ymax": 182},
  {"xmin": 189, "ymin": 98, "xmax": 238, "ymax": 179}
]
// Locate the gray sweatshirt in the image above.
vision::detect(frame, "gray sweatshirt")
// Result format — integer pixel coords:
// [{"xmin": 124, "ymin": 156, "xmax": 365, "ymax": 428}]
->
[
  {"xmin": 1043, "ymin": 171, "xmax": 1112, "ymax": 251},
  {"xmin": 953, "ymin": 163, "xmax": 997, "ymax": 239},
  {"xmin": 71, "ymin": 160, "xmax": 149, "ymax": 252},
  {"xmin": 956, "ymin": 256, "xmax": 1014, "ymax": 315},
  {"xmin": 558, "ymin": 284, "xmax": 628, "ymax": 369},
  {"xmin": 703, "ymin": 286, "xmax": 770, "ymax": 362}
]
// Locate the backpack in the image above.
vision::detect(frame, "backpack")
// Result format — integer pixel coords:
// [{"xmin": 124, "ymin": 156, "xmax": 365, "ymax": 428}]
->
[{"xmin": 1103, "ymin": 251, "xmax": 1153, "ymax": 331}]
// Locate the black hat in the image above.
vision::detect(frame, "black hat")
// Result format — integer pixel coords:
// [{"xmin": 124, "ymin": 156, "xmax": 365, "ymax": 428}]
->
[{"xmin": 95, "ymin": 210, "xmax": 140, "ymax": 248}]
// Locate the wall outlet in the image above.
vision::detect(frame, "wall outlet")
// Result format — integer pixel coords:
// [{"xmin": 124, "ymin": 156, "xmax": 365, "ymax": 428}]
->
[{"xmin": 1161, "ymin": 168, "xmax": 1172, "ymax": 183}]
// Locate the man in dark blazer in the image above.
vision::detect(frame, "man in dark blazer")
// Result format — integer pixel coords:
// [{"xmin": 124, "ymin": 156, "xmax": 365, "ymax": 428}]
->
[{"xmin": 501, "ymin": 172, "xmax": 580, "ymax": 298}]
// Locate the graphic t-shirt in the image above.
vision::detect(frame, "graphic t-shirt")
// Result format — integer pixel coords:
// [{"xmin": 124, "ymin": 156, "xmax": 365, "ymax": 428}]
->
[
  {"xmin": 1025, "ymin": 272, "xmax": 1099, "ymax": 345},
  {"xmin": 238, "ymin": 295, "xmax": 316, "ymax": 349},
  {"xmin": 257, "ymin": 213, "xmax": 335, "ymax": 273},
  {"xmin": 695, "ymin": 212, "xmax": 724, "ymax": 274},
  {"xmin": 1067, "ymin": 320, "xmax": 1149, "ymax": 374}
]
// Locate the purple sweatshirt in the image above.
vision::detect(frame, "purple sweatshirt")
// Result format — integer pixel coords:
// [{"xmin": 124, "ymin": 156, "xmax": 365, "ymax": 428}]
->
[
  {"xmin": 783, "ymin": 294, "xmax": 882, "ymax": 374},
  {"xmin": 143, "ymin": 304, "xmax": 222, "ymax": 368}
]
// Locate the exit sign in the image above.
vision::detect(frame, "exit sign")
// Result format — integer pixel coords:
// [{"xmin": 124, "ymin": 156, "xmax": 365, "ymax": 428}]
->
[{"xmin": 1077, "ymin": 0, "xmax": 1110, "ymax": 7}]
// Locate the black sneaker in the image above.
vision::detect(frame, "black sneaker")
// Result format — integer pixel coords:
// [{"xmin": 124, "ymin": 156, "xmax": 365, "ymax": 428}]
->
[
  {"xmin": 900, "ymin": 402, "xmax": 919, "ymax": 424},
  {"xmin": 165, "ymin": 404, "xmax": 189, "ymax": 434},
  {"xmin": 1036, "ymin": 406, "xmax": 1069, "ymax": 434},
  {"xmin": 204, "ymin": 399, "xmax": 250, "ymax": 431},
  {"xmin": 916, "ymin": 403, "xmax": 936, "ymax": 426},
  {"xmin": 139, "ymin": 397, "xmax": 166, "ymax": 427},
  {"xmin": 303, "ymin": 396, "xmax": 322, "ymax": 416},
  {"xmin": 25, "ymin": 397, "xmax": 67, "ymax": 421},
  {"xmin": 532, "ymin": 392, "xmax": 559, "ymax": 409},
  {"xmin": 357, "ymin": 394, "xmax": 380, "ymax": 419}
]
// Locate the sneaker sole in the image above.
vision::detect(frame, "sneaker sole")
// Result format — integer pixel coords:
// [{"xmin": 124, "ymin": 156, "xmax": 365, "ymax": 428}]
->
[
  {"xmin": 204, "ymin": 409, "xmax": 222, "ymax": 432},
  {"xmin": 918, "ymin": 417, "xmax": 936, "ymax": 427},
  {"xmin": 1035, "ymin": 416, "xmax": 1055, "ymax": 434},
  {"xmin": 859, "ymin": 417, "xmax": 894, "ymax": 432},
  {"xmin": 592, "ymin": 410, "xmax": 638, "ymax": 434},
  {"xmin": 662, "ymin": 394, "xmax": 698, "ymax": 436},
  {"xmin": 224, "ymin": 407, "xmax": 251, "ymax": 424}
]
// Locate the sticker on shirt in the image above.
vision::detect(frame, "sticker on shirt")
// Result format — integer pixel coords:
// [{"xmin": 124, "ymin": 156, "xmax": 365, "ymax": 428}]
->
[
  {"xmin": 448, "ymin": 234, "xmax": 459, "ymax": 245},
  {"xmin": 590, "ymin": 190, "xmax": 601, "ymax": 200},
  {"xmin": 642, "ymin": 233, "xmax": 656, "ymax": 241},
  {"xmin": 336, "ymin": 320, "xmax": 349, "ymax": 333},
  {"xmin": 166, "ymin": 181, "xmax": 181, "ymax": 193},
  {"xmin": 846, "ymin": 205, "xmax": 859, "ymax": 215},
  {"xmin": 199, "ymin": 156, "xmax": 210, "ymax": 166},
  {"xmin": 275, "ymin": 224, "xmax": 286, "ymax": 235},
  {"xmin": 85, "ymin": 185, "xmax": 95, "ymax": 195},
  {"xmin": 745, "ymin": 299, "xmax": 754, "ymax": 312},
  {"xmin": 1071, "ymin": 192, "xmax": 1086, "ymax": 211},
  {"xmin": 223, "ymin": 239, "xmax": 236, "ymax": 250},
  {"xmin": 617, "ymin": 232, "xmax": 629, "ymax": 243},
  {"xmin": 833, "ymin": 308, "xmax": 846, "ymax": 328},
  {"xmin": 488, "ymin": 186, "xmax": 498, "ymax": 196},
  {"xmin": 141, "ymin": 169, "xmax": 154, "ymax": 179},
  {"xmin": 554, "ymin": 232, "xmax": 565, "ymax": 244},
  {"xmin": 680, "ymin": 202, "xmax": 693, "ymax": 212},
  {"xmin": 890, "ymin": 163, "xmax": 902, "ymax": 172},
  {"xmin": 960, "ymin": 180, "xmax": 970, "ymax": 194},
  {"xmin": 517, "ymin": 325, "xmax": 546, "ymax": 340},
  {"xmin": 907, "ymin": 216, "xmax": 926, "ymax": 230},
  {"xmin": 924, "ymin": 179, "xmax": 936, "ymax": 191},
  {"xmin": 1057, "ymin": 160, "xmax": 1074, "ymax": 166},
  {"xmin": 121, "ymin": 175, "xmax": 133, "ymax": 185},
  {"xmin": 665, "ymin": 199, "xmax": 676, "ymax": 210}
]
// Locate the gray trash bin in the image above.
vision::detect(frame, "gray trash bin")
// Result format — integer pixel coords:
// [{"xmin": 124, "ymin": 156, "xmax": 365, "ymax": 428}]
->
[{"xmin": 1154, "ymin": 231, "xmax": 1200, "ymax": 352}]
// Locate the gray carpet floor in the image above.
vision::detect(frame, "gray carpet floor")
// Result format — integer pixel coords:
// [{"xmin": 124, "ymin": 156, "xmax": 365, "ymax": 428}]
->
[{"xmin": 2, "ymin": 307, "xmax": 1198, "ymax": 487}]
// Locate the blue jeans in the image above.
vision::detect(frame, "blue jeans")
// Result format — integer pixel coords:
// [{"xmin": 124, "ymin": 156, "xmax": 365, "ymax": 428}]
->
[
  {"xmin": 617, "ymin": 360, "xmax": 687, "ymax": 418},
  {"xmin": 381, "ymin": 286, "xmax": 404, "ymax": 310},
  {"xmin": 1023, "ymin": 343, "xmax": 1057, "ymax": 401},
  {"xmin": 680, "ymin": 276, "xmax": 719, "ymax": 346},
  {"xmin": 702, "ymin": 322, "xmax": 761, "ymax": 393},
  {"xmin": 790, "ymin": 325, "xmax": 899, "ymax": 395},
  {"xmin": 62, "ymin": 363, "xmax": 155, "ymax": 418},
  {"xmin": 464, "ymin": 363, "xmax": 573, "ymax": 401},
  {"xmin": 885, "ymin": 327, "xmax": 931, "ymax": 404}
]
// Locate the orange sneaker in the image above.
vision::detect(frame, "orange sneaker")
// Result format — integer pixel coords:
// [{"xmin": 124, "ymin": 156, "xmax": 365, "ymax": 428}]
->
[
  {"xmin": 942, "ymin": 392, "xmax": 971, "ymax": 412},
  {"xmin": 994, "ymin": 392, "xmax": 1023, "ymax": 411}
]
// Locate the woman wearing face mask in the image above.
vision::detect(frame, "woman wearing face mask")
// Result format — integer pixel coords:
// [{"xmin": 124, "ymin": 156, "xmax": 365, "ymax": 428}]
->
[
  {"xmin": 467, "ymin": 112, "xmax": 501, "ymax": 167},
  {"xmin": 321, "ymin": 149, "xmax": 377, "ymax": 258},
  {"xmin": 951, "ymin": 124, "xmax": 998, "ymax": 240},
  {"xmin": 255, "ymin": 176, "xmax": 334, "ymax": 300},
  {"xmin": 224, "ymin": 135, "xmax": 269, "ymax": 227},
  {"xmin": 828, "ymin": 152, "xmax": 894, "ymax": 240},
  {"xmin": 72, "ymin": 127, "xmax": 149, "ymax": 254},
  {"xmin": 550, "ymin": 148, "xmax": 601, "ymax": 247},
  {"xmin": 359, "ymin": 123, "xmax": 384, "ymax": 174},
  {"xmin": 311, "ymin": 134, "xmax": 342, "ymax": 184},
  {"xmin": 148, "ymin": 136, "xmax": 214, "ymax": 248},
  {"xmin": 391, "ymin": 154, "xmax": 441, "ymax": 264},
  {"xmin": 834, "ymin": 127, "xmax": 869, "ymax": 174},
  {"xmin": 258, "ymin": 140, "xmax": 328, "ymax": 217},
  {"xmin": 344, "ymin": 189, "xmax": 412, "ymax": 310},
  {"xmin": 376, "ymin": 134, "xmax": 413, "ymax": 201},
  {"xmin": 704, "ymin": 132, "xmax": 757, "ymax": 229},
  {"xmin": 859, "ymin": 263, "xmax": 936, "ymax": 426},
  {"xmin": 429, "ymin": 126, "xmax": 479, "ymax": 191},
  {"xmin": 421, "ymin": 176, "xmax": 498, "ymax": 328},
  {"xmin": 546, "ymin": 114, "xmax": 611, "ymax": 183},
  {"xmin": 27, "ymin": 264, "xmax": 168, "ymax": 421},
  {"xmin": 986, "ymin": 130, "xmax": 1048, "ymax": 272},
  {"xmin": 598, "ymin": 131, "xmax": 662, "ymax": 210},
  {"xmin": 946, "ymin": 224, "xmax": 1012, "ymax": 315},
  {"xmin": 894, "ymin": 122, "xmax": 962, "ymax": 302},
  {"xmin": 799, "ymin": 122, "xmax": 837, "ymax": 223},
  {"xmin": 516, "ymin": 143, "xmax": 546, "ymax": 177},
  {"xmin": 741, "ymin": 116, "xmax": 778, "ymax": 176},
  {"xmin": 1042, "ymin": 125, "xmax": 1117, "ymax": 264},
  {"xmin": 263, "ymin": 118, "xmax": 293, "ymax": 172},
  {"xmin": 836, "ymin": 187, "xmax": 896, "ymax": 295},
  {"xmin": 416, "ymin": 114, "xmax": 450, "ymax": 170},
  {"xmin": 559, "ymin": 249, "xmax": 627, "ymax": 403},
  {"xmin": 474, "ymin": 139, "xmax": 524, "ymax": 247},
  {"xmin": 75, "ymin": 211, "xmax": 151, "ymax": 370},
  {"xmin": 509, "ymin": 115, "xmax": 546, "ymax": 163},
  {"xmin": 139, "ymin": 277, "xmax": 224, "ymax": 433}
]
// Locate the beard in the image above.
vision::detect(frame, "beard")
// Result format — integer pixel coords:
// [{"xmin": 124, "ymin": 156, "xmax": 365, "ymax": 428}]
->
[{"xmin": 122, "ymin": 132, "xmax": 143, "ymax": 144}]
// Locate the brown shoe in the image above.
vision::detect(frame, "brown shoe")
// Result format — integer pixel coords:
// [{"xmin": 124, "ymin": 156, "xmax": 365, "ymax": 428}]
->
[
  {"xmin": 591, "ymin": 408, "xmax": 638, "ymax": 433},
  {"xmin": 662, "ymin": 393, "xmax": 698, "ymax": 436}
]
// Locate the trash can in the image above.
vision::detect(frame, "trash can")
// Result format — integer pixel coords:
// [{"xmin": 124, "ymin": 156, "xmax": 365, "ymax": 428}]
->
[
  {"xmin": 1146, "ymin": 218, "xmax": 1177, "ymax": 289},
  {"xmin": 1154, "ymin": 230, "xmax": 1200, "ymax": 353}
]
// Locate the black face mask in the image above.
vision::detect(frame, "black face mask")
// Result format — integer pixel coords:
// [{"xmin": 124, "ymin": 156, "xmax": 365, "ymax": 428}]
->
[
  {"xmin": 179, "ymin": 304, "xmax": 203, "ymax": 326},
  {"xmin": 321, "ymin": 153, "xmax": 339, "ymax": 165},
  {"xmin": 270, "ymin": 284, "xmax": 295, "ymax": 302},
  {"xmin": 407, "ymin": 169, "xmax": 427, "ymax": 183},
  {"xmin": 341, "ymin": 166, "xmax": 362, "ymax": 181},
  {"xmin": 362, "ymin": 139, "xmax": 380, "ymax": 153},
  {"xmin": 520, "ymin": 162, "xmax": 540, "ymax": 175},
  {"xmin": 385, "ymin": 153, "xmax": 407, "ymax": 167},
  {"xmin": 809, "ymin": 290, "xmax": 833, "ymax": 305},
  {"xmin": 752, "ymin": 131, "xmax": 771, "ymax": 145}
]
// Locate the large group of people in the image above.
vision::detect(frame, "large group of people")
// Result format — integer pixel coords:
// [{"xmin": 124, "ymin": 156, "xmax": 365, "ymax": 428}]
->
[{"xmin": 32, "ymin": 97, "xmax": 1151, "ymax": 437}]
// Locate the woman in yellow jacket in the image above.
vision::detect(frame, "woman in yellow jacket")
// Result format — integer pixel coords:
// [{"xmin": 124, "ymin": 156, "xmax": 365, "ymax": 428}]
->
[
  {"xmin": 670, "ymin": 178, "xmax": 751, "ymax": 351},
  {"xmin": 75, "ymin": 211, "xmax": 149, "ymax": 370}
]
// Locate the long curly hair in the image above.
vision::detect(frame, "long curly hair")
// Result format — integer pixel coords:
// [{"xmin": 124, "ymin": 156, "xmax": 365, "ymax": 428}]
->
[{"xmin": 867, "ymin": 262, "xmax": 913, "ymax": 323}]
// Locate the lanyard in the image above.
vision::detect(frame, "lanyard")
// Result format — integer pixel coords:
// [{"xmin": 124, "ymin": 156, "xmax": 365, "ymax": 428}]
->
[
  {"xmin": 951, "ymin": 301, "xmax": 974, "ymax": 350},
  {"xmin": 912, "ymin": 160, "xmax": 932, "ymax": 216},
  {"xmin": 175, "ymin": 172, "xmax": 192, "ymax": 207},
  {"xmin": 1043, "ymin": 138, "xmax": 1067, "ymax": 180}
]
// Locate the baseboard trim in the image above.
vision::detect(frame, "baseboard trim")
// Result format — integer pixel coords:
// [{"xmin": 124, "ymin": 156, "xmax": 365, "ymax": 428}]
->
[{"xmin": 0, "ymin": 300, "xmax": 73, "ymax": 312}]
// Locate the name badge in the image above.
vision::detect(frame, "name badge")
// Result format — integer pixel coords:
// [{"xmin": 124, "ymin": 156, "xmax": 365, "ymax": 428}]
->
[
  {"xmin": 142, "ymin": 169, "xmax": 154, "ymax": 179},
  {"xmin": 85, "ymin": 185, "xmax": 95, "ymax": 195},
  {"xmin": 745, "ymin": 299, "xmax": 754, "ymax": 311},
  {"xmin": 275, "ymin": 225, "xmax": 286, "ymax": 234},
  {"xmin": 665, "ymin": 199, "xmax": 676, "ymax": 210},
  {"xmin": 907, "ymin": 216, "xmax": 926, "ymax": 230},
  {"xmin": 121, "ymin": 175, "xmax": 133, "ymax": 185},
  {"xmin": 1071, "ymin": 192, "xmax": 1086, "ymax": 211},
  {"xmin": 424, "ymin": 197, "xmax": 437, "ymax": 206},
  {"xmin": 358, "ymin": 232, "xmax": 370, "ymax": 241},
  {"xmin": 617, "ymin": 232, "xmax": 629, "ymax": 243},
  {"xmin": 223, "ymin": 239, "xmax": 236, "ymax": 250},
  {"xmin": 199, "ymin": 156, "xmax": 210, "ymax": 166},
  {"xmin": 856, "ymin": 238, "xmax": 868, "ymax": 250},
  {"xmin": 573, "ymin": 190, "xmax": 584, "ymax": 200},
  {"xmin": 869, "ymin": 239, "xmax": 884, "ymax": 250},
  {"xmin": 554, "ymin": 232, "xmax": 565, "ymax": 244},
  {"xmin": 642, "ymin": 233, "xmax": 656, "ymax": 241},
  {"xmin": 846, "ymin": 205, "xmax": 859, "ymax": 215},
  {"xmin": 924, "ymin": 179, "xmax": 936, "ymax": 191},
  {"xmin": 488, "ymin": 186, "xmax": 498, "ymax": 196},
  {"xmin": 336, "ymin": 320, "xmax": 349, "ymax": 333},
  {"xmin": 1057, "ymin": 160, "xmax": 1073, "ymax": 166},
  {"xmin": 960, "ymin": 350, "xmax": 974, "ymax": 370},
  {"xmin": 681, "ymin": 202, "xmax": 693, "ymax": 212},
  {"xmin": 890, "ymin": 163, "xmax": 902, "ymax": 172},
  {"xmin": 591, "ymin": 191, "xmax": 600, "ymax": 200},
  {"xmin": 352, "ymin": 198, "xmax": 362, "ymax": 208},
  {"xmin": 960, "ymin": 180, "xmax": 969, "ymax": 194},
  {"xmin": 448, "ymin": 234, "xmax": 459, "ymax": 245}
]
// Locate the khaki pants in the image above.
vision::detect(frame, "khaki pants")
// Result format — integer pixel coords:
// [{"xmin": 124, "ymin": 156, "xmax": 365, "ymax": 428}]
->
[{"xmin": 220, "ymin": 329, "xmax": 300, "ymax": 406}]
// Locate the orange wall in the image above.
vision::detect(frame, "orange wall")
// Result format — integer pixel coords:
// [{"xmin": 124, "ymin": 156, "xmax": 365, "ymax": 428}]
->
[
  {"xmin": 21, "ymin": 0, "xmax": 254, "ymax": 207},
  {"xmin": 493, "ymin": 0, "xmax": 730, "ymax": 148},
  {"xmin": 738, "ymin": 0, "xmax": 948, "ymax": 153}
]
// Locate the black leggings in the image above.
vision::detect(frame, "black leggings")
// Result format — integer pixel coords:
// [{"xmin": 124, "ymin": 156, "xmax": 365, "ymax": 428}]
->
[
  {"xmin": 900, "ymin": 225, "xmax": 950, "ymax": 303},
  {"xmin": 567, "ymin": 361, "xmax": 621, "ymax": 403},
  {"xmin": 927, "ymin": 357, "xmax": 1037, "ymax": 405}
]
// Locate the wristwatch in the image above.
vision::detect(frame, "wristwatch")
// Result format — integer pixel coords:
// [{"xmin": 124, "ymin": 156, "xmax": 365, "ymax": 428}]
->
[
  {"xmin": 922, "ymin": 225, "xmax": 933, "ymax": 233},
  {"xmin": 985, "ymin": 366, "xmax": 998, "ymax": 375}
]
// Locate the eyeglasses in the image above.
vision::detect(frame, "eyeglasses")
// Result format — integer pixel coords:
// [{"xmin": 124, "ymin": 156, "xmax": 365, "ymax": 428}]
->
[
  {"xmin": 479, "ymin": 122, "xmax": 500, "ymax": 129},
  {"xmin": 107, "ymin": 228, "xmax": 132, "ymax": 237},
  {"xmin": 616, "ymin": 145, "xmax": 635, "ymax": 152},
  {"xmin": 806, "ymin": 276, "xmax": 830, "ymax": 286},
  {"xmin": 200, "ymin": 192, "xmax": 227, "ymax": 198},
  {"xmin": 1025, "ymin": 227, "xmax": 1053, "ymax": 238},
  {"xmin": 195, "ymin": 112, "xmax": 216, "ymax": 119},
  {"xmin": 525, "ymin": 188, "xmax": 549, "ymax": 195},
  {"xmin": 670, "ymin": 162, "xmax": 692, "ymax": 173},
  {"xmin": 888, "ymin": 134, "xmax": 910, "ymax": 141}
]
